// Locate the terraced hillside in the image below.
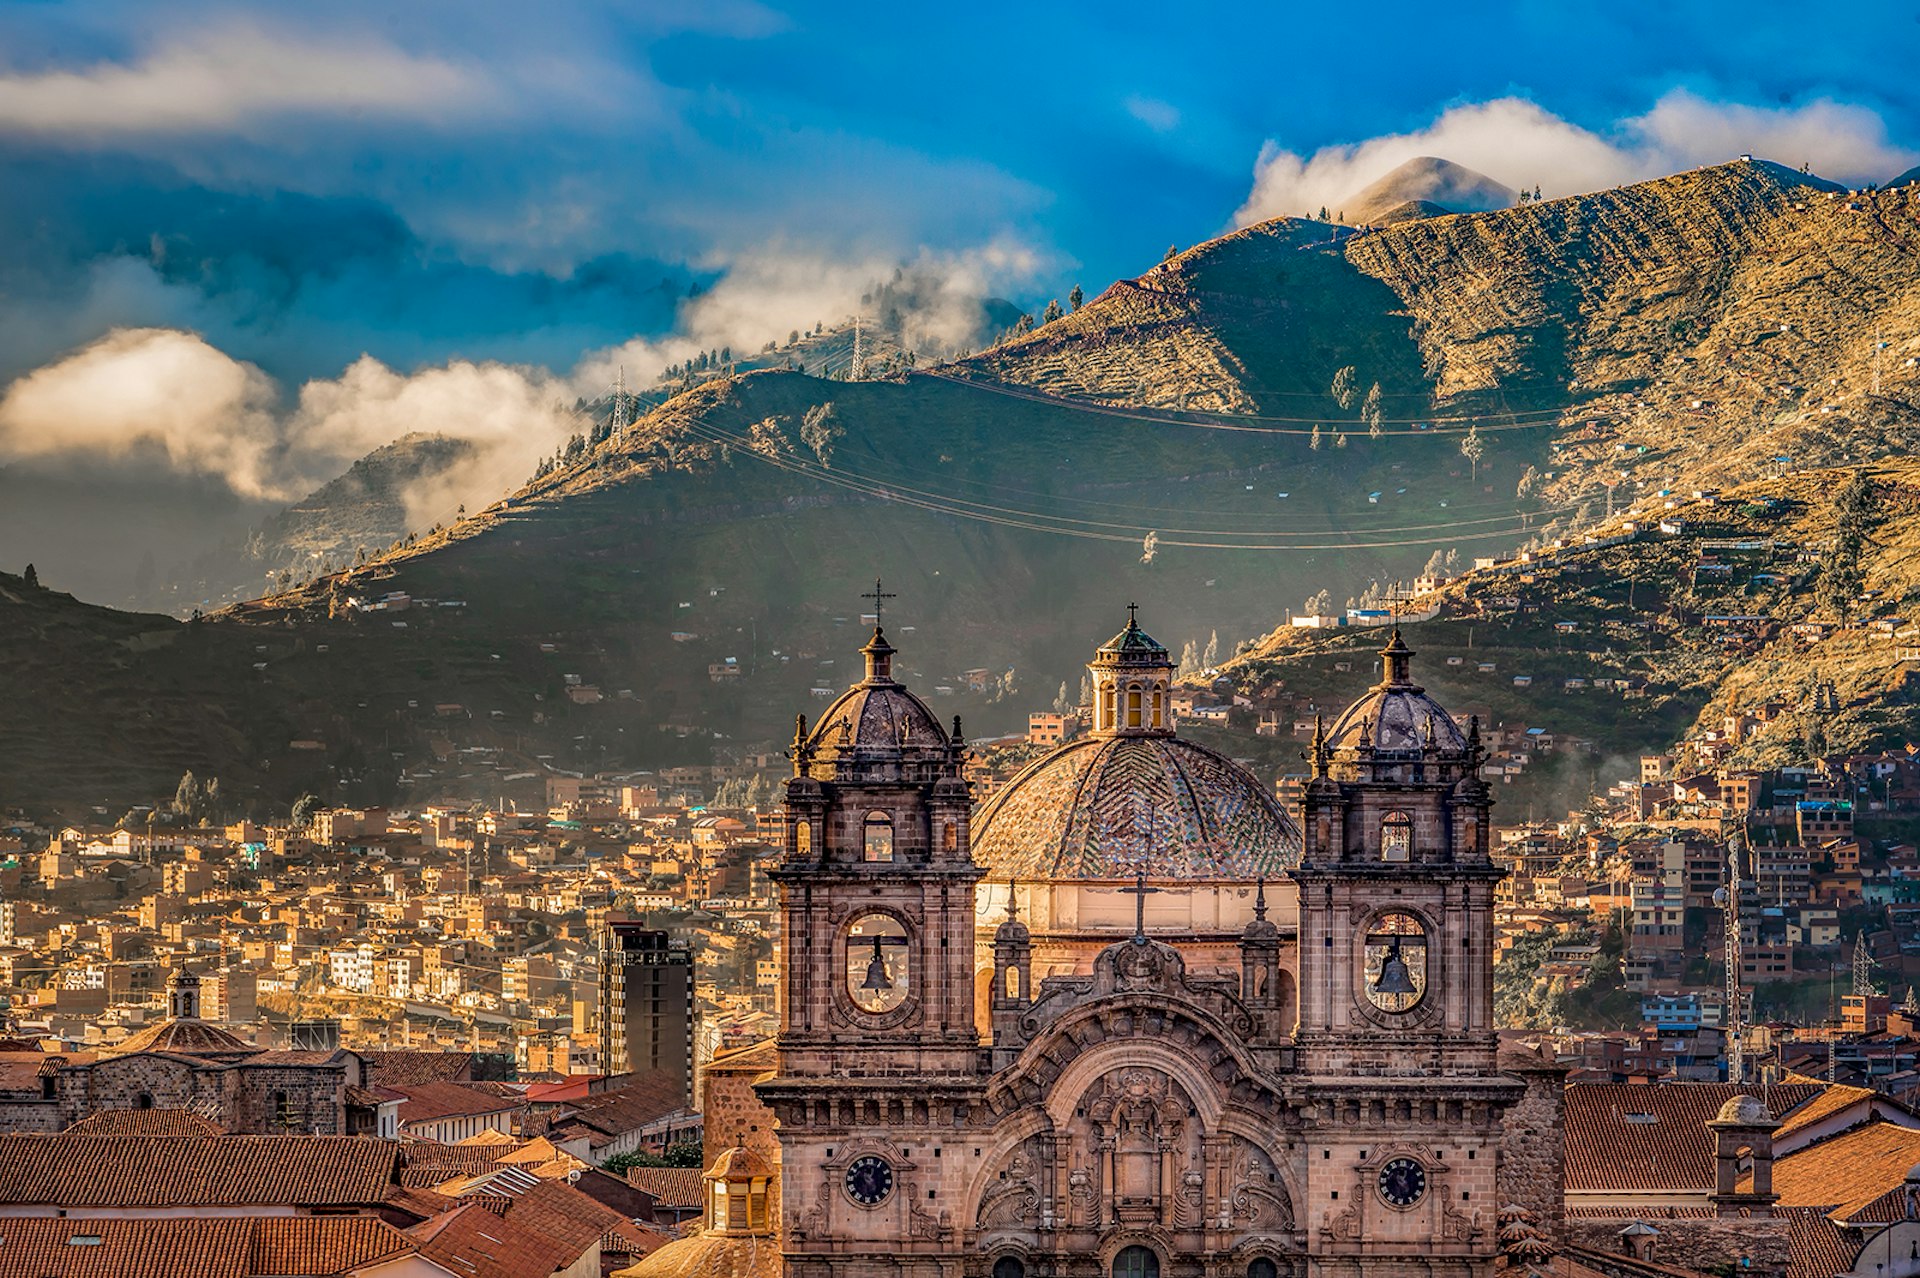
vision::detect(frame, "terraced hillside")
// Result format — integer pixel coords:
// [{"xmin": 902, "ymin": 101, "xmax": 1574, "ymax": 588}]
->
[
  {"xmin": 1230, "ymin": 459, "xmax": 1920, "ymax": 780},
  {"xmin": 9, "ymin": 161, "xmax": 1920, "ymax": 816},
  {"xmin": 965, "ymin": 162, "xmax": 1920, "ymax": 497}
]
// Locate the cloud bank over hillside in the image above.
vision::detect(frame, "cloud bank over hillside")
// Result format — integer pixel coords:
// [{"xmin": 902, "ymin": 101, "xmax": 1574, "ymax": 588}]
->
[
  {"xmin": 0, "ymin": 235, "xmax": 1046, "ymax": 534},
  {"xmin": 1234, "ymin": 92, "xmax": 1920, "ymax": 226}
]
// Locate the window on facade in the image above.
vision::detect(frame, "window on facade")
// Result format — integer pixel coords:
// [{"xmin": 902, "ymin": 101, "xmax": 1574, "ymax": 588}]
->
[
  {"xmin": 846, "ymin": 914, "xmax": 910, "ymax": 1014},
  {"xmin": 1114, "ymin": 1246, "xmax": 1161, "ymax": 1278},
  {"xmin": 1127, "ymin": 687, "xmax": 1143, "ymax": 729},
  {"xmin": 274, "ymin": 1090, "xmax": 294, "ymax": 1126},
  {"xmin": 1381, "ymin": 810, "xmax": 1413, "ymax": 862},
  {"xmin": 1005, "ymin": 966, "xmax": 1020, "ymax": 999},
  {"xmin": 1249, "ymin": 1259, "xmax": 1279, "ymax": 1278},
  {"xmin": 794, "ymin": 822, "xmax": 810, "ymax": 855},
  {"xmin": 993, "ymin": 1259, "xmax": 1027, "ymax": 1278},
  {"xmin": 1101, "ymin": 687, "xmax": 1116, "ymax": 730},
  {"xmin": 863, "ymin": 813, "xmax": 893, "ymax": 863},
  {"xmin": 943, "ymin": 822, "xmax": 958, "ymax": 853},
  {"xmin": 1151, "ymin": 688, "xmax": 1164, "ymax": 727},
  {"xmin": 134, "ymin": 1091, "xmax": 153, "ymax": 1110}
]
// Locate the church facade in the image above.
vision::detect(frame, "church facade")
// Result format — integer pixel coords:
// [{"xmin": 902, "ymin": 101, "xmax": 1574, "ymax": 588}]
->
[{"xmin": 650, "ymin": 612, "xmax": 1561, "ymax": 1278}]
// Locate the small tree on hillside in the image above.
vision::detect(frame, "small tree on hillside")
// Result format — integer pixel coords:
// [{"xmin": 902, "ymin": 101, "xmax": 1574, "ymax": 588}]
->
[
  {"xmin": 1460, "ymin": 424, "xmax": 1487, "ymax": 482},
  {"xmin": 801, "ymin": 402, "xmax": 844, "ymax": 468},
  {"xmin": 1310, "ymin": 423, "xmax": 1323, "ymax": 451},
  {"xmin": 1042, "ymin": 299, "xmax": 1063, "ymax": 324},
  {"xmin": 1164, "ymin": 244, "xmax": 1179, "ymax": 262},
  {"xmin": 1330, "ymin": 366, "xmax": 1357, "ymax": 411},
  {"xmin": 1068, "ymin": 284, "xmax": 1085, "ymax": 311},
  {"xmin": 22, "ymin": 563, "xmax": 37, "ymax": 588},
  {"xmin": 1362, "ymin": 382, "xmax": 1383, "ymax": 437}
]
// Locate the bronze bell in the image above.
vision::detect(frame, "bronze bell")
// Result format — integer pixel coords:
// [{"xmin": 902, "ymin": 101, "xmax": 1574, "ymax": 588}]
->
[
  {"xmin": 860, "ymin": 934, "xmax": 892, "ymax": 991},
  {"xmin": 1374, "ymin": 937, "xmax": 1416, "ymax": 997}
]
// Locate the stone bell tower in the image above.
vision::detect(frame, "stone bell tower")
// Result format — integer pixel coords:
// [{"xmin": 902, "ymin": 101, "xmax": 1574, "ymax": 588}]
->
[
  {"xmin": 1291, "ymin": 630, "xmax": 1518, "ymax": 1278},
  {"xmin": 758, "ymin": 587, "xmax": 987, "ymax": 1271}
]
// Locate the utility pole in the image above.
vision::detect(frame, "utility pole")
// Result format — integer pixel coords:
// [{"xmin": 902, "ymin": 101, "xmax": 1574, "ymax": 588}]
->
[
  {"xmin": 852, "ymin": 316, "xmax": 863, "ymax": 382},
  {"xmin": 1715, "ymin": 833, "xmax": 1746, "ymax": 1083}
]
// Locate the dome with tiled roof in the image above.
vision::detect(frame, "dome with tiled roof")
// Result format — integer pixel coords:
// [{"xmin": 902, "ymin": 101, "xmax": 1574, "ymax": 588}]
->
[
  {"xmin": 970, "ymin": 612, "xmax": 1299, "ymax": 881},
  {"xmin": 796, "ymin": 628, "xmax": 951, "ymax": 768},
  {"xmin": 1325, "ymin": 629, "xmax": 1467, "ymax": 753},
  {"xmin": 97, "ymin": 971, "xmax": 253, "ymax": 1058}
]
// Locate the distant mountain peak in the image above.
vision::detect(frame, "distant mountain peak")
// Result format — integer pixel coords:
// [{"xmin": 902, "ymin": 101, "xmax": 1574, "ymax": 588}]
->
[{"xmin": 1342, "ymin": 157, "xmax": 1514, "ymax": 225}]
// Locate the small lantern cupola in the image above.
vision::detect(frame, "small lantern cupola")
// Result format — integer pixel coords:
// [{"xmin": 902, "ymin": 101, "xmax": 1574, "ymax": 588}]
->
[
  {"xmin": 705, "ymin": 1147, "xmax": 775, "ymax": 1235},
  {"xmin": 1089, "ymin": 604, "xmax": 1176, "ymax": 737},
  {"xmin": 167, "ymin": 970, "xmax": 202, "ymax": 1021}
]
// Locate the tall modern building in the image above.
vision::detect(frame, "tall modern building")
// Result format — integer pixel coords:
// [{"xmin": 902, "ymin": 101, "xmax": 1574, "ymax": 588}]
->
[{"xmin": 598, "ymin": 920, "xmax": 694, "ymax": 1103}]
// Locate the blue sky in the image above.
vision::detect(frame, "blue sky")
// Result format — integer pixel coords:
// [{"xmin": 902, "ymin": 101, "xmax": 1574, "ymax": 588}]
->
[{"xmin": 0, "ymin": 0, "xmax": 1916, "ymax": 509}]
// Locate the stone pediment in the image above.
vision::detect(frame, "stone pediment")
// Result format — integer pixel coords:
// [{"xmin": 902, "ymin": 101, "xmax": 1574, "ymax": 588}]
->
[{"xmin": 1013, "ymin": 937, "xmax": 1258, "ymax": 1057}]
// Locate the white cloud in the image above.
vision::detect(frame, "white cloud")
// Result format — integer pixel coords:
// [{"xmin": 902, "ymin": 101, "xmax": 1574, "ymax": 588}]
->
[
  {"xmin": 0, "ymin": 26, "xmax": 491, "ymax": 137},
  {"xmin": 1234, "ymin": 91, "xmax": 1920, "ymax": 227},
  {"xmin": 0, "ymin": 237, "xmax": 1049, "ymax": 526},
  {"xmin": 1125, "ymin": 95, "xmax": 1182, "ymax": 135},
  {"xmin": 0, "ymin": 328, "xmax": 283, "ymax": 495}
]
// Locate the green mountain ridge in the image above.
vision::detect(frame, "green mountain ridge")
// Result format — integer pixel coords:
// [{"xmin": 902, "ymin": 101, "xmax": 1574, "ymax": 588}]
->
[{"xmin": 6, "ymin": 160, "xmax": 1920, "ymax": 816}]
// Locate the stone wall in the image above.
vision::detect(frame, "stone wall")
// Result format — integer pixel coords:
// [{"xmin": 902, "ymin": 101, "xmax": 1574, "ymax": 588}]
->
[
  {"xmin": 1497, "ymin": 1065, "xmax": 1568, "ymax": 1236},
  {"xmin": 704, "ymin": 1049, "xmax": 781, "ymax": 1228},
  {"xmin": 1566, "ymin": 1216, "xmax": 1791, "ymax": 1278}
]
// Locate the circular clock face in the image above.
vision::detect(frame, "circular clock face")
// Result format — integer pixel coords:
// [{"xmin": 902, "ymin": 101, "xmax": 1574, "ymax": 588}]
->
[
  {"xmin": 845, "ymin": 1155, "xmax": 894, "ymax": 1207},
  {"xmin": 1378, "ymin": 1157, "xmax": 1426, "ymax": 1207}
]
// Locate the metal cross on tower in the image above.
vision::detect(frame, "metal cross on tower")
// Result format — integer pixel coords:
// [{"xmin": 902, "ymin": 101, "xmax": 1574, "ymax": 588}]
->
[
  {"xmin": 1127, "ymin": 601, "xmax": 1140, "ymax": 628},
  {"xmin": 1120, "ymin": 870, "xmax": 1160, "ymax": 942},
  {"xmin": 861, "ymin": 578, "xmax": 896, "ymax": 626}
]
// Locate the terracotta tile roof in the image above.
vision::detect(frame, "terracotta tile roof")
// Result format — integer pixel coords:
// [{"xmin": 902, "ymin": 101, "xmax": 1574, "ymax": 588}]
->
[
  {"xmin": 236, "ymin": 1050, "xmax": 347, "ymax": 1068},
  {"xmin": 0, "ymin": 1218, "xmax": 251, "ymax": 1278},
  {"xmin": 63, "ymin": 1108, "xmax": 223, "ymax": 1137},
  {"xmin": 1778, "ymin": 1205, "xmax": 1864, "ymax": 1278},
  {"xmin": 0, "ymin": 1134, "xmax": 398, "ymax": 1208},
  {"xmin": 554, "ymin": 1071, "xmax": 689, "ymax": 1142},
  {"xmin": 703, "ymin": 1039, "xmax": 776, "ymax": 1075},
  {"xmin": 242, "ymin": 1217, "xmax": 418, "ymax": 1275},
  {"xmin": 0, "ymin": 1216, "xmax": 418, "ymax": 1278},
  {"xmin": 360, "ymin": 1050, "xmax": 474, "ymax": 1087},
  {"xmin": 626, "ymin": 1167, "xmax": 705, "ymax": 1209},
  {"xmin": 381, "ymin": 1185, "xmax": 460, "ymax": 1224},
  {"xmin": 504, "ymin": 1180, "xmax": 636, "ymax": 1255},
  {"xmin": 407, "ymin": 1202, "xmax": 568, "ymax": 1278},
  {"xmin": 97, "ymin": 1018, "xmax": 254, "ymax": 1057},
  {"xmin": 400, "ymin": 1139, "xmax": 525, "ymax": 1176},
  {"xmin": 607, "ymin": 1230, "xmax": 782, "ymax": 1278},
  {"xmin": 1773, "ymin": 1079, "xmax": 1885, "ymax": 1139},
  {"xmin": 1565, "ymin": 1083, "xmax": 1825, "ymax": 1192},
  {"xmin": 1742, "ymin": 1120, "xmax": 1920, "ymax": 1218},
  {"xmin": 394, "ymin": 1081, "xmax": 520, "ymax": 1124}
]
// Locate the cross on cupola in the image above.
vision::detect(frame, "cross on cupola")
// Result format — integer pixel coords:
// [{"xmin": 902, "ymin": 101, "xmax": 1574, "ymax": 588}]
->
[
  {"xmin": 862, "ymin": 578, "xmax": 896, "ymax": 626},
  {"xmin": 859, "ymin": 578, "xmax": 899, "ymax": 684}
]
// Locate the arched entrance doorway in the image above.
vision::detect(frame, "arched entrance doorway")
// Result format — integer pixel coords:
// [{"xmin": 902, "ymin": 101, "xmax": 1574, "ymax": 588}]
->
[{"xmin": 1113, "ymin": 1246, "xmax": 1160, "ymax": 1278}]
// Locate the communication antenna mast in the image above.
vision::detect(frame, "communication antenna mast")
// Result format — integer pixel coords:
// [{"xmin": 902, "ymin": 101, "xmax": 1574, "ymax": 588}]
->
[
  {"xmin": 1714, "ymin": 834, "xmax": 1746, "ymax": 1083},
  {"xmin": 1854, "ymin": 930, "xmax": 1876, "ymax": 998},
  {"xmin": 852, "ymin": 316, "xmax": 863, "ymax": 382}
]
